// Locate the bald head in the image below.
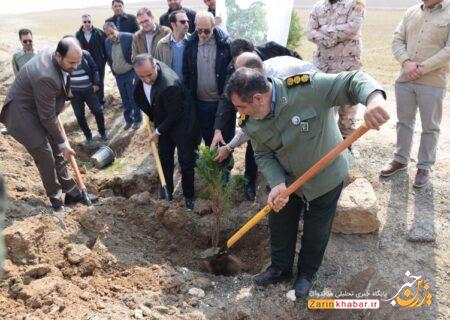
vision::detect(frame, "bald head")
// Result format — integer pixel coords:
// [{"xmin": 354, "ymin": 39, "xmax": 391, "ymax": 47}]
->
[
  {"xmin": 235, "ymin": 52, "xmax": 263, "ymax": 72},
  {"xmin": 55, "ymin": 36, "xmax": 83, "ymax": 73}
]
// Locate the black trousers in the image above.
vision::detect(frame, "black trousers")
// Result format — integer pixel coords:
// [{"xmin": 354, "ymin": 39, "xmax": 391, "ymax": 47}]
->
[
  {"xmin": 195, "ymin": 99, "xmax": 234, "ymax": 174},
  {"xmin": 269, "ymin": 182, "xmax": 344, "ymax": 276},
  {"xmin": 71, "ymin": 87, "xmax": 106, "ymax": 139},
  {"xmin": 158, "ymin": 132, "xmax": 196, "ymax": 198},
  {"xmin": 245, "ymin": 141, "xmax": 258, "ymax": 186},
  {"xmin": 96, "ymin": 63, "xmax": 106, "ymax": 106}
]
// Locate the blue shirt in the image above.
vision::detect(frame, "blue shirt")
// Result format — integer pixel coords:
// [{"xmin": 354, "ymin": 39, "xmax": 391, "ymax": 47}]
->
[{"xmin": 169, "ymin": 35, "xmax": 187, "ymax": 81}]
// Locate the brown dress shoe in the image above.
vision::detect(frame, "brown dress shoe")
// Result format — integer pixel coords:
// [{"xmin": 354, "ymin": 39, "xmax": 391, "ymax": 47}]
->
[
  {"xmin": 413, "ymin": 169, "xmax": 430, "ymax": 188},
  {"xmin": 380, "ymin": 160, "xmax": 407, "ymax": 177}
]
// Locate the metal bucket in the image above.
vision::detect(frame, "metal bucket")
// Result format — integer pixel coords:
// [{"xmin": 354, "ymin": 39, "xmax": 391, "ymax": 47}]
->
[{"xmin": 91, "ymin": 145, "xmax": 115, "ymax": 169}]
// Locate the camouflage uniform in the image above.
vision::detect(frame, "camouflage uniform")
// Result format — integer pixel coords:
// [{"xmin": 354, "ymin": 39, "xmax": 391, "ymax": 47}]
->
[{"xmin": 307, "ymin": 0, "xmax": 366, "ymax": 137}]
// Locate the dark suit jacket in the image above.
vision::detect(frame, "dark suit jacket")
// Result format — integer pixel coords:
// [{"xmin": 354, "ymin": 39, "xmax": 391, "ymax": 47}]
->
[
  {"xmin": 105, "ymin": 13, "xmax": 139, "ymax": 34},
  {"xmin": 183, "ymin": 28, "xmax": 232, "ymax": 100},
  {"xmin": 0, "ymin": 49, "xmax": 68, "ymax": 149},
  {"xmin": 159, "ymin": 6, "xmax": 197, "ymax": 34},
  {"xmin": 255, "ymin": 41, "xmax": 302, "ymax": 60},
  {"xmin": 75, "ymin": 26, "xmax": 107, "ymax": 69},
  {"xmin": 133, "ymin": 61, "xmax": 195, "ymax": 138}
]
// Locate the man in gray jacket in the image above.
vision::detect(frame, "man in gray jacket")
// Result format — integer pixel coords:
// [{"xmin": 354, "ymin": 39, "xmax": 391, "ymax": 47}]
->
[{"xmin": 0, "ymin": 37, "xmax": 97, "ymax": 212}]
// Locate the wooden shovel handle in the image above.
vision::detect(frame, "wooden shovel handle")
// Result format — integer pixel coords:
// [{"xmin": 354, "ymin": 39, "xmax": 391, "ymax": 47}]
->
[
  {"xmin": 226, "ymin": 123, "xmax": 370, "ymax": 250},
  {"xmin": 56, "ymin": 117, "xmax": 86, "ymax": 190},
  {"xmin": 144, "ymin": 116, "xmax": 168, "ymax": 188},
  {"xmin": 281, "ymin": 123, "xmax": 369, "ymax": 198}
]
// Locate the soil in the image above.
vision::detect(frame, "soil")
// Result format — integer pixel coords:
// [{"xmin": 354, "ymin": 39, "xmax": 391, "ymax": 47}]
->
[{"xmin": 1, "ymin": 34, "xmax": 449, "ymax": 319}]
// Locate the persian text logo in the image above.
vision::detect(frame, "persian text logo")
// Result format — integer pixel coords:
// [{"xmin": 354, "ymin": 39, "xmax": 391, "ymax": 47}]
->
[{"xmin": 382, "ymin": 271, "xmax": 433, "ymax": 308}]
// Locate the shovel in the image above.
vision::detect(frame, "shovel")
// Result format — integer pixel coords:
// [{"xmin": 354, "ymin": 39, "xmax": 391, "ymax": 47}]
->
[
  {"xmin": 203, "ymin": 123, "xmax": 370, "ymax": 276},
  {"xmin": 144, "ymin": 116, "xmax": 171, "ymax": 201},
  {"xmin": 56, "ymin": 117, "xmax": 92, "ymax": 206}
]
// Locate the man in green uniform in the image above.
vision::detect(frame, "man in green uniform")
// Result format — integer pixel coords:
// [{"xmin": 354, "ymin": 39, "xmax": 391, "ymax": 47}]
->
[{"xmin": 226, "ymin": 68, "xmax": 389, "ymax": 298}]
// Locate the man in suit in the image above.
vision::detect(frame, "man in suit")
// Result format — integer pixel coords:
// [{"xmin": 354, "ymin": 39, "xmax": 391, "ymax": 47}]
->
[
  {"xmin": 159, "ymin": 0, "xmax": 197, "ymax": 34},
  {"xmin": 0, "ymin": 37, "xmax": 97, "ymax": 212},
  {"xmin": 104, "ymin": 21, "xmax": 142, "ymax": 130},
  {"xmin": 133, "ymin": 54, "xmax": 196, "ymax": 211},
  {"xmin": 105, "ymin": 0, "xmax": 139, "ymax": 34}
]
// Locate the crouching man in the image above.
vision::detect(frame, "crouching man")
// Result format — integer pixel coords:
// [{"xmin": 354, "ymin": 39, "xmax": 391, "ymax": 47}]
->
[
  {"xmin": 226, "ymin": 68, "xmax": 389, "ymax": 298},
  {"xmin": 133, "ymin": 54, "xmax": 197, "ymax": 211}
]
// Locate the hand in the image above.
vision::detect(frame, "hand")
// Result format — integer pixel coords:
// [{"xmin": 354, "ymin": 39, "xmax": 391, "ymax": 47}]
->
[
  {"xmin": 67, "ymin": 90, "xmax": 73, "ymax": 99},
  {"xmin": 210, "ymin": 129, "xmax": 225, "ymax": 148},
  {"xmin": 364, "ymin": 91, "xmax": 390, "ymax": 130},
  {"xmin": 215, "ymin": 16, "xmax": 223, "ymax": 25},
  {"xmin": 214, "ymin": 145, "xmax": 231, "ymax": 162},
  {"xmin": 268, "ymin": 183, "xmax": 289, "ymax": 213},
  {"xmin": 403, "ymin": 60, "xmax": 422, "ymax": 81},
  {"xmin": 150, "ymin": 132, "xmax": 159, "ymax": 143},
  {"xmin": 62, "ymin": 146, "xmax": 76, "ymax": 159},
  {"xmin": 92, "ymin": 85, "xmax": 100, "ymax": 93}
]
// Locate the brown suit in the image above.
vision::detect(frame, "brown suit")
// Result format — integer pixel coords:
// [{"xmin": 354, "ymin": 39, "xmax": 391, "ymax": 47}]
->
[
  {"xmin": 131, "ymin": 24, "xmax": 171, "ymax": 60},
  {"xmin": 0, "ymin": 49, "xmax": 79, "ymax": 208}
]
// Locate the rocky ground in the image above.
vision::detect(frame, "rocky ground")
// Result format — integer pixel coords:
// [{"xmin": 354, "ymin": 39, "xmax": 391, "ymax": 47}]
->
[{"xmin": 1, "ymin": 34, "xmax": 449, "ymax": 319}]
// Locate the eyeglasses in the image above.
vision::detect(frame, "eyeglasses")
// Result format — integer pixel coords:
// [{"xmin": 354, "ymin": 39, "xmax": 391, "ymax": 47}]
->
[
  {"xmin": 197, "ymin": 28, "xmax": 211, "ymax": 35},
  {"xmin": 22, "ymin": 40, "xmax": 33, "ymax": 44},
  {"xmin": 139, "ymin": 19, "xmax": 151, "ymax": 25},
  {"xmin": 178, "ymin": 20, "xmax": 189, "ymax": 25},
  {"xmin": 83, "ymin": 20, "xmax": 91, "ymax": 24}
]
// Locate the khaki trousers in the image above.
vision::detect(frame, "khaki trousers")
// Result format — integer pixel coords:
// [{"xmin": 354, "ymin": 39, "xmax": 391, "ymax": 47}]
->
[{"xmin": 394, "ymin": 81, "xmax": 446, "ymax": 169}]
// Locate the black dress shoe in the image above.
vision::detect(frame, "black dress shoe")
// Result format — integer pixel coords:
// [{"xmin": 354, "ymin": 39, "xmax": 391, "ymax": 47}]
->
[
  {"xmin": 185, "ymin": 197, "xmax": 195, "ymax": 211},
  {"xmin": 52, "ymin": 204, "xmax": 65, "ymax": 212},
  {"xmin": 65, "ymin": 193, "xmax": 99, "ymax": 206},
  {"xmin": 294, "ymin": 272, "xmax": 315, "ymax": 298},
  {"xmin": 160, "ymin": 189, "xmax": 173, "ymax": 201},
  {"xmin": 244, "ymin": 184, "xmax": 256, "ymax": 201},
  {"xmin": 252, "ymin": 266, "xmax": 292, "ymax": 287}
]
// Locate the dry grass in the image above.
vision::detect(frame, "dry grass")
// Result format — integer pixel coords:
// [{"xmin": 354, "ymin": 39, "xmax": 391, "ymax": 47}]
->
[{"xmin": 298, "ymin": 9, "xmax": 404, "ymax": 85}]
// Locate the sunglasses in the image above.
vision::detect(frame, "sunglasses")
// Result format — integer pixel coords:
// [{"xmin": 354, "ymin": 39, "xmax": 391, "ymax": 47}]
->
[
  {"xmin": 83, "ymin": 20, "xmax": 91, "ymax": 24},
  {"xmin": 178, "ymin": 20, "xmax": 189, "ymax": 25},
  {"xmin": 197, "ymin": 28, "xmax": 211, "ymax": 35},
  {"xmin": 22, "ymin": 40, "xmax": 32, "ymax": 44}
]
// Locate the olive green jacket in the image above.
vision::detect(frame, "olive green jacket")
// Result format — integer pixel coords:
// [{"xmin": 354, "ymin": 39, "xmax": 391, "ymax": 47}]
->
[{"xmin": 242, "ymin": 70, "xmax": 384, "ymax": 201}]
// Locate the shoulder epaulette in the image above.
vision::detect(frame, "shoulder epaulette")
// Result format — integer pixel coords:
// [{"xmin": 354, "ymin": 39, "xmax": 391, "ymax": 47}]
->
[
  {"xmin": 238, "ymin": 113, "xmax": 248, "ymax": 127},
  {"xmin": 285, "ymin": 74, "xmax": 311, "ymax": 87}
]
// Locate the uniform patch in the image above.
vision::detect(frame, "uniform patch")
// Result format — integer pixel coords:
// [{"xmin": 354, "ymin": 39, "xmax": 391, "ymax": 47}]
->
[
  {"xmin": 286, "ymin": 74, "xmax": 311, "ymax": 87},
  {"xmin": 291, "ymin": 116, "xmax": 301, "ymax": 125},
  {"xmin": 300, "ymin": 121, "xmax": 309, "ymax": 132},
  {"xmin": 238, "ymin": 113, "xmax": 248, "ymax": 127}
]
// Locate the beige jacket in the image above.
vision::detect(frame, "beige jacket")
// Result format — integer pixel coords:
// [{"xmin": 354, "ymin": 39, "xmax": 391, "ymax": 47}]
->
[
  {"xmin": 131, "ymin": 24, "xmax": 170, "ymax": 60},
  {"xmin": 154, "ymin": 33, "xmax": 173, "ymax": 67},
  {"xmin": 392, "ymin": 0, "xmax": 450, "ymax": 88}
]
